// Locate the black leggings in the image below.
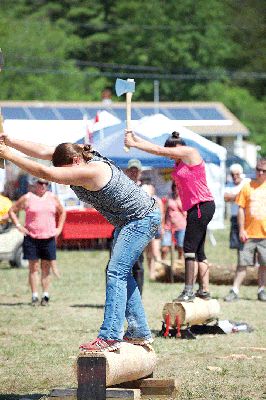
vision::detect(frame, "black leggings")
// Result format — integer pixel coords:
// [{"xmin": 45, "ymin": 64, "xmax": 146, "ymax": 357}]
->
[{"xmin": 184, "ymin": 201, "xmax": 215, "ymax": 262}]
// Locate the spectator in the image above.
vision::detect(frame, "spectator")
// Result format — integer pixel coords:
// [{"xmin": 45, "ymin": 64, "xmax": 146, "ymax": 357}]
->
[
  {"xmin": 0, "ymin": 191, "xmax": 12, "ymax": 231},
  {"xmin": 8, "ymin": 177, "xmax": 66, "ymax": 306},
  {"xmin": 161, "ymin": 181, "xmax": 186, "ymax": 261},
  {"xmin": 224, "ymin": 158, "xmax": 266, "ymax": 302},
  {"xmin": 0, "ymin": 134, "xmax": 160, "ymax": 352},
  {"xmin": 125, "ymin": 159, "xmax": 145, "ymax": 294},
  {"xmin": 142, "ymin": 183, "xmax": 163, "ymax": 281},
  {"xmin": 125, "ymin": 130, "xmax": 215, "ymax": 302},
  {"xmin": 224, "ymin": 164, "xmax": 251, "ymax": 260}
]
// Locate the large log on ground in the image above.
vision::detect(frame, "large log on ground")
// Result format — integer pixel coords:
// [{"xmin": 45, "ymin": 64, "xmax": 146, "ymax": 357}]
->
[
  {"xmin": 162, "ymin": 297, "xmax": 220, "ymax": 326},
  {"xmin": 155, "ymin": 260, "xmax": 258, "ymax": 285},
  {"xmin": 77, "ymin": 343, "xmax": 157, "ymax": 390}
]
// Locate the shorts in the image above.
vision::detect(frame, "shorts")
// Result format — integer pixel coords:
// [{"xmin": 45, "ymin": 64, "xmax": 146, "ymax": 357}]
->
[
  {"xmin": 154, "ymin": 227, "xmax": 161, "ymax": 240},
  {"xmin": 23, "ymin": 235, "xmax": 56, "ymax": 261},
  {"xmin": 238, "ymin": 239, "xmax": 266, "ymax": 267},
  {"xmin": 161, "ymin": 229, "xmax": 185, "ymax": 247},
  {"xmin": 230, "ymin": 216, "xmax": 243, "ymax": 250}
]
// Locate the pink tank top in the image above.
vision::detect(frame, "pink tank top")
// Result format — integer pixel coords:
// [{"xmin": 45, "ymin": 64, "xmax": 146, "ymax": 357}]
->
[
  {"xmin": 25, "ymin": 192, "xmax": 57, "ymax": 239},
  {"xmin": 172, "ymin": 161, "xmax": 213, "ymax": 213}
]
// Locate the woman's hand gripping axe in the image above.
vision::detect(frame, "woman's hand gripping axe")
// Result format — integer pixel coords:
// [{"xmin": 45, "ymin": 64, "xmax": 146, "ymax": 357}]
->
[
  {"xmin": 0, "ymin": 49, "xmax": 5, "ymax": 169},
  {"xmin": 115, "ymin": 78, "xmax": 135, "ymax": 152}
]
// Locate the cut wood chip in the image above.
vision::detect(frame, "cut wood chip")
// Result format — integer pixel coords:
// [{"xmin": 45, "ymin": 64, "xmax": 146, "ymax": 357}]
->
[
  {"xmin": 238, "ymin": 347, "xmax": 266, "ymax": 351},
  {"xmin": 207, "ymin": 366, "xmax": 223, "ymax": 372},
  {"xmin": 216, "ymin": 353, "xmax": 262, "ymax": 360}
]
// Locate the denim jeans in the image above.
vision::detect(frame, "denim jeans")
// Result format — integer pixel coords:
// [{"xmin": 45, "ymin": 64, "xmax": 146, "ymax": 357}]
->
[{"xmin": 98, "ymin": 209, "xmax": 161, "ymax": 341}]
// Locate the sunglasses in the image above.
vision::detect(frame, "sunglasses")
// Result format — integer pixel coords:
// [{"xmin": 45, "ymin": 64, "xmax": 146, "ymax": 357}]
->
[
  {"xmin": 256, "ymin": 167, "xmax": 266, "ymax": 174},
  {"xmin": 37, "ymin": 181, "xmax": 49, "ymax": 185}
]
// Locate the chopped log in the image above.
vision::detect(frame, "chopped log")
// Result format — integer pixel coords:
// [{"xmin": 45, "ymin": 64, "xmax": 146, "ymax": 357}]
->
[
  {"xmin": 77, "ymin": 343, "xmax": 157, "ymax": 389},
  {"xmin": 162, "ymin": 298, "xmax": 220, "ymax": 326}
]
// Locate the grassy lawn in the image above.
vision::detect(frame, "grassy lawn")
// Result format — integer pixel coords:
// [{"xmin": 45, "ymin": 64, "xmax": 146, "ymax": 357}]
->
[{"xmin": 0, "ymin": 226, "xmax": 265, "ymax": 400}]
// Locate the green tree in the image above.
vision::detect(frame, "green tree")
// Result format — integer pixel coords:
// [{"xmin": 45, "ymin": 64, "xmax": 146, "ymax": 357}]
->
[{"xmin": 191, "ymin": 82, "xmax": 266, "ymax": 156}]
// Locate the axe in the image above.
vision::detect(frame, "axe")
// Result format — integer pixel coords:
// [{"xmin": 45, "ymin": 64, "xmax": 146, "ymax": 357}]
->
[
  {"xmin": 0, "ymin": 48, "xmax": 5, "ymax": 169},
  {"xmin": 115, "ymin": 78, "xmax": 135, "ymax": 152}
]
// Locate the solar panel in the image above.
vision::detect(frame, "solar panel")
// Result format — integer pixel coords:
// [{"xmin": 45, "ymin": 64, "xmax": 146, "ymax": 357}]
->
[
  {"xmin": 28, "ymin": 107, "xmax": 58, "ymax": 120},
  {"xmin": 164, "ymin": 108, "xmax": 196, "ymax": 120},
  {"xmin": 1, "ymin": 105, "xmax": 227, "ymax": 121},
  {"xmin": 136, "ymin": 108, "xmax": 159, "ymax": 118},
  {"xmin": 194, "ymin": 107, "xmax": 225, "ymax": 120},
  {"xmin": 2, "ymin": 107, "xmax": 28, "ymax": 119},
  {"xmin": 57, "ymin": 107, "xmax": 84, "ymax": 120}
]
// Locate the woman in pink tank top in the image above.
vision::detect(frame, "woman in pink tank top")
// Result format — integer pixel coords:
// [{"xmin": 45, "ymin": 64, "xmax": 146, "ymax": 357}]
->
[
  {"xmin": 125, "ymin": 130, "xmax": 215, "ymax": 302},
  {"xmin": 8, "ymin": 178, "xmax": 66, "ymax": 306}
]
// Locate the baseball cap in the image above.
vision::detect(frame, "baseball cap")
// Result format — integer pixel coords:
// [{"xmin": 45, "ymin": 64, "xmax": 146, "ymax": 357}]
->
[{"xmin": 127, "ymin": 159, "xmax": 142, "ymax": 170}]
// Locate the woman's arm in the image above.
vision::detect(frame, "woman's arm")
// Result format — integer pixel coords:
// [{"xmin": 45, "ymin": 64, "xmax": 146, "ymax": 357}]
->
[
  {"xmin": 8, "ymin": 195, "xmax": 30, "ymax": 235},
  {"xmin": 54, "ymin": 196, "xmax": 66, "ymax": 237},
  {"xmin": 0, "ymin": 132, "xmax": 55, "ymax": 160},
  {"xmin": 0, "ymin": 144, "xmax": 96, "ymax": 186},
  {"xmin": 238, "ymin": 206, "xmax": 248, "ymax": 242},
  {"xmin": 124, "ymin": 131, "xmax": 200, "ymax": 163}
]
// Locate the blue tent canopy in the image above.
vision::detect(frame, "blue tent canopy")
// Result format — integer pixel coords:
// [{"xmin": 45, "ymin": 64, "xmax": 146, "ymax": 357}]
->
[{"xmin": 76, "ymin": 122, "xmax": 220, "ymax": 168}]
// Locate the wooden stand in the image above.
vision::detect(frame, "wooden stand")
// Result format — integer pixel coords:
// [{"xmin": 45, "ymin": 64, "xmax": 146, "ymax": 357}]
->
[{"xmin": 48, "ymin": 377, "xmax": 179, "ymax": 400}]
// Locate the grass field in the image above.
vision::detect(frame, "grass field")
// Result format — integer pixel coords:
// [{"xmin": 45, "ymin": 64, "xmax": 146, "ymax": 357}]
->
[{"xmin": 0, "ymin": 227, "xmax": 265, "ymax": 400}]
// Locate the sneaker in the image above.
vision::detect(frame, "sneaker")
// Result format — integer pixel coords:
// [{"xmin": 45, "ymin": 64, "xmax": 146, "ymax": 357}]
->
[
  {"xmin": 195, "ymin": 289, "xmax": 211, "ymax": 300},
  {"xmin": 31, "ymin": 297, "xmax": 39, "ymax": 306},
  {"xmin": 224, "ymin": 289, "xmax": 239, "ymax": 302},
  {"xmin": 258, "ymin": 289, "xmax": 266, "ymax": 302},
  {"xmin": 123, "ymin": 336, "xmax": 154, "ymax": 346},
  {"xmin": 40, "ymin": 296, "xmax": 49, "ymax": 306},
  {"xmin": 173, "ymin": 289, "xmax": 195, "ymax": 302},
  {"xmin": 79, "ymin": 338, "xmax": 121, "ymax": 353}
]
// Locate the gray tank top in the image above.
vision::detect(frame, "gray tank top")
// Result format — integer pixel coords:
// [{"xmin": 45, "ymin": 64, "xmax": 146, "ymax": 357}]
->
[{"xmin": 70, "ymin": 152, "xmax": 156, "ymax": 227}]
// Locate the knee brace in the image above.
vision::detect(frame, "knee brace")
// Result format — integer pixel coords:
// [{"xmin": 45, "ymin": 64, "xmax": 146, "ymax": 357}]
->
[{"xmin": 184, "ymin": 252, "xmax": 196, "ymax": 261}]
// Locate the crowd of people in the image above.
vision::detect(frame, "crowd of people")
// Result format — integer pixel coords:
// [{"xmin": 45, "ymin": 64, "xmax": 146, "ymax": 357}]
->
[{"xmin": 0, "ymin": 128, "xmax": 265, "ymax": 353}]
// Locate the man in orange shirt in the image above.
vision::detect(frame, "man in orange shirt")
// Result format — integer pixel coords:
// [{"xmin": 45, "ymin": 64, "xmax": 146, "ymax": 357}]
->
[{"xmin": 224, "ymin": 158, "xmax": 266, "ymax": 302}]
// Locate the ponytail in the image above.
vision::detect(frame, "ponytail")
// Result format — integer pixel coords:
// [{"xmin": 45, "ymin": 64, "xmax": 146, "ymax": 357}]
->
[
  {"xmin": 164, "ymin": 131, "xmax": 186, "ymax": 148},
  {"xmin": 82, "ymin": 144, "xmax": 94, "ymax": 162}
]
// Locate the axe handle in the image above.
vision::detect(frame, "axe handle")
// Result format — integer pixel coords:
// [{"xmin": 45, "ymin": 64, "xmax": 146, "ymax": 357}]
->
[
  {"xmin": 124, "ymin": 91, "xmax": 133, "ymax": 152},
  {"xmin": 0, "ymin": 115, "xmax": 5, "ymax": 169}
]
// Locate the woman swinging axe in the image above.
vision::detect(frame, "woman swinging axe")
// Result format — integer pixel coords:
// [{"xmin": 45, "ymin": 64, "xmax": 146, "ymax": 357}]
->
[
  {"xmin": 0, "ymin": 132, "xmax": 161, "ymax": 352},
  {"xmin": 125, "ymin": 130, "xmax": 215, "ymax": 302}
]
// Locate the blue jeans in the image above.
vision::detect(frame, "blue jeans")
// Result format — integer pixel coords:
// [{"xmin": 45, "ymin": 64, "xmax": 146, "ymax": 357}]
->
[{"xmin": 98, "ymin": 209, "xmax": 161, "ymax": 341}]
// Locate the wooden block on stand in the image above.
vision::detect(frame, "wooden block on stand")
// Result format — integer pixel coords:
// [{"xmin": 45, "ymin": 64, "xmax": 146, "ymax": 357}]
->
[
  {"xmin": 77, "ymin": 353, "xmax": 106, "ymax": 400},
  {"xmin": 116, "ymin": 378, "xmax": 180, "ymax": 397}
]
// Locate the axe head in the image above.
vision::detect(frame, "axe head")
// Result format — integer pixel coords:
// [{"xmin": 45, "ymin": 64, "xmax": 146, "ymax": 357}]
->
[
  {"xmin": 0, "ymin": 48, "xmax": 4, "ymax": 71},
  {"xmin": 115, "ymin": 78, "xmax": 135, "ymax": 97}
]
